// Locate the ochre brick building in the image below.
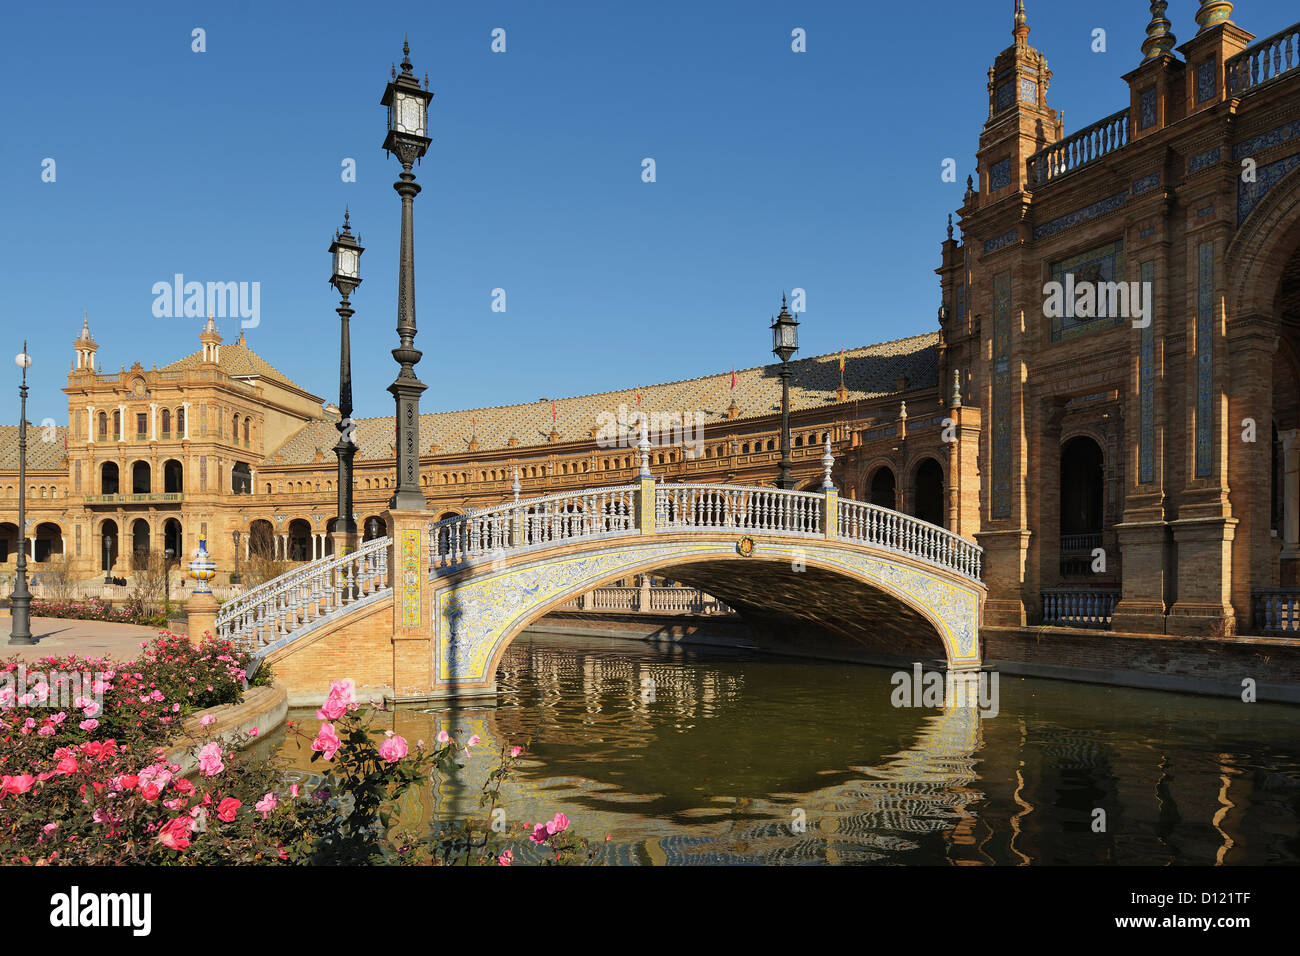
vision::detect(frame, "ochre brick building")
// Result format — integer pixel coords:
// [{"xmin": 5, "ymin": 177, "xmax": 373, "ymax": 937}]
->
[{"xmin": 4, "ymin": 1, "xmax": 1300, "ymax": 643}]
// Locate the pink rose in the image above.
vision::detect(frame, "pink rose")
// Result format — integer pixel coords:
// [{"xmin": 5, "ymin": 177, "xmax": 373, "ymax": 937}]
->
[
  {"xmin": 216, "ymin": 797, "xmax": 241, "ymax": 822},
  {"xmin": 378, "ymin": 735, "xmax": 408, "ymax": 763},
  {"xmin": 547, "ymin": 812, "xmax": 569, "ymax": 835},
  {"xmin": 467, "ymin": 734, "xmax": 481, "ymax": 748},
  {"xmin": 79, "ymin": 719, "xmax": 99, "ymax": 731},
  {"xmin": 530, "ymin": 822, "xmax": 550, "ymax": 844},
  {"xmin": 200, "ymin": 714, "xmax": 217, "ymax": 728},
  {"xmin": 197, "ymin": 742, "xmax": 224, "ymax": 777},
  {"xmin": 498, "ymin": 849, "xmax": 513, "ymax": 866},
  {"xmin": 510, "ymin": 746, "xmax": 523, "ymax": 758},
  {"xmin": 311, "ymin": 723, "xmax": 341, "ymax": 761},
  {"xmin": 141, "ymin": 783, "xmax": 161, "ymax": 802},
  {"xmin": 157, "ymin": 817, "xmax": 192, "ymax": 850},
  {"xmin": 436, "ymin": 730, "xmax": 450, "ymax": 744},
  {"xmin": 1, "ymin": 774, "xmax": 36, "ymax": 795},
  {"xmin": 255, "ymin": 792, "xmax": 277, "ymax": 817}
]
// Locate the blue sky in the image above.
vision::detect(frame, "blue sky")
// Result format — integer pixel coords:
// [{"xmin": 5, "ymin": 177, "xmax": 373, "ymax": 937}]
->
[{"xmin": 3, "ymin": 0, "xmax": 1294, "ymax": 423}]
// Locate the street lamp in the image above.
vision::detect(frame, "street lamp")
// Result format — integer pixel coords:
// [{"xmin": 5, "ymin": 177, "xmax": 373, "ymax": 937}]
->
[
  {"xmin": 231, "ymin": 529, "xmax": 241, "ymax": 584},
  {"xmin": 381, "ymin": 39, "xmax": 433, "ymax": 511},
  {"xmin": 7, "ymin": 345, "xmax": 34, "ymax": 645},
  {"xmin": 770, "ymin": 295, "xmax": 800, "ymax": 490},
  {"xmin": 103, "ymin": 531, "xmax": 114, "ymax": 585},
  {"xmin": 330, "ymin": 210, "xmax": 363, "ymax": 541}
]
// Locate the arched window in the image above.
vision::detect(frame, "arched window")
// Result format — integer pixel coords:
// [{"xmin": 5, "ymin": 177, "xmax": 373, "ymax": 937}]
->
[
  {"xmin": 112, "ymin": 410, "xmax": 121, "ymax": 439},
  {"xmin": 101, "ymin": 462, "xmax": 119, "ymax": 495},
  {"xmin": 243, "ymin": 418, "xmax": 250, "ymax": 444},
  {"xmin": 176, "ymin": 407, "xmax": 185, "ymax": 435},
  {"xmin": 912, "ymin": 458, "xmax": 945, "ymax": 528},
  {"xmin": 98, "ymin": 411, "xmax": 108, "ymax": 439},
  {"xmin": 868, "ymin": 466, "xmax": 896, "ymax": 510},
  {"xmin": 161, "ymin": 408, "xmax": 171, "ymax": 436}
]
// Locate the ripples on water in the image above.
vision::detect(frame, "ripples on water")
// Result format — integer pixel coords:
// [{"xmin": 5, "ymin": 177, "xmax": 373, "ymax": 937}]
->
[{"xmin": 273, "ymin": 632, "xmax": 1300, "ymax": 865}]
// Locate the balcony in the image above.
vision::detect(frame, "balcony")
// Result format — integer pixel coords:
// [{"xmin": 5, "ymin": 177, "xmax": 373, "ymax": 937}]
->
[
  {"xmin": 1252, "ymin": 589, "xmax": 1300, "ymax": 634},
  {"xmin": 1042, "ymin": 588, "xmax": 1121, "ymax": 629},
  {"xmin": 83, "ymin": 493, "xmax": 184, "ymax": 505},
  {"xmin": 1228, "ymin": 22, "xmax": 1300, "ymax": 95},
  {"xmin": 1027, "ymin": 109, "xmax": 1129, "ymax": 189}
]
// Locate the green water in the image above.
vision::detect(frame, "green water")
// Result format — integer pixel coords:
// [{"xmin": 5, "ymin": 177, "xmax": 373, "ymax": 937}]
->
[{"xmin": 274, "ymin": 631, "xmax": 1300, "ymax": 865}]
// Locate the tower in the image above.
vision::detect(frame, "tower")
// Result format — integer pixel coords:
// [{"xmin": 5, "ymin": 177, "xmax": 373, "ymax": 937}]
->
[
  {"xmin": 199, "ymin": 313, "xmax": 222, "ymax": 364},
  {"xmin": 976, "ymin": 1, "xmax": 1060, "ymax": 202},
  {"xmin": 73, "ymin": 313, "xmax": 98, "ymax": 371}
]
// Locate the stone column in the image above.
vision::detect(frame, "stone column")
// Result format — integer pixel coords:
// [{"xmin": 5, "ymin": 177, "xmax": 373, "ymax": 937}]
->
[
  {"xmin": 182, "ymin": 402, "xmax": 191, "ymax": 440},
  {"xmin": 387, "ymin": 508, "xmax": 434, "ymax": 699},
  {"xmin": 117, "ymin": 404, "xmax": 126, "ymax": 442},
  {"xmin": 185, "ymin": 590, "xmax": 218, "ymax": 647},
  {"xmin": 149, "ymin": 403, "xmax": 157, "ymax": 441},
  {"xmin": 87, "ymin": 405, "xmax": 95, "ymax": 444}
]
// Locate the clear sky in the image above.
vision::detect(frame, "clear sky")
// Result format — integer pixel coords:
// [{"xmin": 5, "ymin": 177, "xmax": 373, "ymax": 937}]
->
[{"xmin": 3, "ymin": 0, "xmax": 1295, "ymax": 424}]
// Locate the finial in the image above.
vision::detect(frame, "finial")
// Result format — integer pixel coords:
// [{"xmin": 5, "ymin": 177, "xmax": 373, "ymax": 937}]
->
[
  {"xmin": 343, "ymin": 205, "xmax": 350, "ymax": 230},
  {"xmin": 781, "ymin": 290, "xmax": 788, "ymax": 310},
  {"xmin": 899, "ymin": 400, "xmax": 908, "ymax": 420},
  {"xmin": 952, "ymin": 369, "xmax": 963, "ymax": 407},
  {"xmin": 1013, "ymin": 0, "xmax": 1030, "ymax": 44},
  {"xmin": 965, "ymin": 174, "xmax": 974, "ymax": 200},
  {"xmin": 400, "ymin": 36, "xmax": 413, "ymax": 73},
  {"xmin": 512, "ymin": 465, "xmax": 521, "ymax": 502},
  {"xmin": 391, "ymin": 62, "xmax": 397, "ymax": 80},
  {"xmin": 947, "ymin": 213, "xmax": 953, "ymax": 240},
  {"xmin": 424, "ymin": 72, "xmax": 429, "ymax": 91},
  {"xmin": 821, "ymin": 437, "xmax": 835, "ymax": 490},
  {"xmin": 638, "ymin": 419, "xmax": 652, "ymax": 477},
  {"xmin": 1142, "ymin": 2, "xmax": 1177, "ymax": 60},
  {"xmin": 1195, "ymin": 1, "xmax": 1233, "ymax": 34}
]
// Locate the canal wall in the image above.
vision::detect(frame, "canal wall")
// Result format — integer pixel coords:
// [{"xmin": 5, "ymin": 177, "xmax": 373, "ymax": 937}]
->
[
  {"xmin": 534, "ymin": 613, "xmax": 1300, "ymax": 703},
  {"xmin": 982, "ymin": 626, "xmax": 1300, "ymax": 704}
]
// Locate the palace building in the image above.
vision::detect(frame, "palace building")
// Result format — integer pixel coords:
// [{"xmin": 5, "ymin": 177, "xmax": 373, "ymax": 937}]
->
[{"xmin": 4, "ymin": 1, "xmax": 1300, "ymax": 641}]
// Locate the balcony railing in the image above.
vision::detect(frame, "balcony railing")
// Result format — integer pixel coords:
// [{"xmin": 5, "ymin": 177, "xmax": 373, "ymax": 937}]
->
[
  {"xmin": 83, "ymin": 492, "xmax": 183, "ymax": 504},
  {"xmin": 1041, "ymin": 588, "xmax": 1121, "ymax": 629},
  {"xmin": 1252, "ymin": 588, "xmax": 1300, "ymax": 634},
  {"xmin": 1228, "ymin": 21, "xmax": 1300, "ymax": 95},
  {"xmin": 1027, "ymin": 108, "xmax": 1129, "ymax": 188},
  {"xmin": 1060, "ymin": 533, "xmax": 1102, "ymax": 555}
]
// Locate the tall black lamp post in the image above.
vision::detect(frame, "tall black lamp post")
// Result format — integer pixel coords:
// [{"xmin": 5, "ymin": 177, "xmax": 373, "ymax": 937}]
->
[
  {"xmin": 330, "ymin": 210, "xmax": 363, "ymax": 540},
  {"xmin": 381, "ymin": 40, "xmax": 433, "ymax": 511},
  {"xmin": 770, "ymin": 296, "xmax": 800, "ymax": 490},
  {"xmin": 8, "ymin": 344, "xmax": 34, "ymax": 645},
  {"xmin": 103, "ymin": 532, "xmax": 114, "ymax": 585}
]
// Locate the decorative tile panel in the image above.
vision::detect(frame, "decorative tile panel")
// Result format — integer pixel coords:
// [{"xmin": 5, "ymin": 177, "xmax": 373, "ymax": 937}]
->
[
  {"xmin": 991, "ymin": 273, "xmax": 1012, "ymax": 520},
  {"xmin": 1238, "ymin": 152, "xmax": 1300, "ymax": 226},
  {"xmin": 1196, "ymin": 58, "xmax": 1217, "ymax": 104},
  {"xmin": 1132, "ymin": 172, "xmax": 1160, "ymax": 195},
  {"xmin": 989, "ymin": 158, "xmax": 1012, "ymax": 192},
  {"xmin": 1047, "ymin": 240, "xmax": 1126, "ymax": 342},
  {"xmin": 1188, "ymin": 147, "xmax": 1221, "ymax": 173},
  {"xmin": 1195, "ymin": 242, "xmax": 1215, "ymax": 479},
  {"xmin": 1033, "ymin": 192, "xmax": 1128, "ymax": 241},
  {"xmin": 1020, "ymin": 77, "xmax": 1038, "ymax": 104},
  {"xmin": 1139, "ymin": 260, "xmax": 1156, "ymax": 484},
  {"xmin": 1139, "ymin": 87, "xmax": 1157, "ymax": 130},
  {"xmin": 984, "ymin": 229, "xmax": 1018, "ymax": 254},
  {"xmin": 995, "ymin": 80, "xmax": 1014, "ymax": 112},
  {"xmin": 400, "ymin": 529, "xmax": 422, "ymax": 626},
  {"xmin": 1232, "ymin": 119, "xmax": 1300, "ymax": 161}
]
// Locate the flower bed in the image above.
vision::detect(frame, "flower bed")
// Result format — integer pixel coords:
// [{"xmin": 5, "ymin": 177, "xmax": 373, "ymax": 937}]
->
[
  {"xmin": 1, "ymin": 642, "xmax": 592, "ymax": 865},
  {"xmin": 25, "ymin": 597, "xmax": 170, "ymax": 628}
]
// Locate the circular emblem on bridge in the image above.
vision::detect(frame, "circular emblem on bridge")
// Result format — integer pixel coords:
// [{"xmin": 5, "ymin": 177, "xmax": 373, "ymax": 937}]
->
[{"xmin": 736, "ymin": 535, "xmax": 756, "ymax": 558}]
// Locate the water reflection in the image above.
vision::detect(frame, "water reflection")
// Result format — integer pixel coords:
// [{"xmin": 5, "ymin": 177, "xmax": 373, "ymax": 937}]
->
[{"xmin": 271, "ymin": 632, "xmax": 1300, "ymax": 865}]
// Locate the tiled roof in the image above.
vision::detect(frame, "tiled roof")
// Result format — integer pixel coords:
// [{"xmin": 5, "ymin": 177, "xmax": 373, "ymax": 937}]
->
[
  {"xmin": 161, "ymin": 333, "xmax": 320, "ymax": 399},
  {"xmin": 0, "ymin": 426, "xmax": 70, "ymax": 470},
  {"xmin": 262, "ymin": 333, "xmax": 939, "ymax": 466}
]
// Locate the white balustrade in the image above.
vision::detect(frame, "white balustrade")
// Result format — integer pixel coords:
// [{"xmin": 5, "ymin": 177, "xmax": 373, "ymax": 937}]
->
[
  {"xmin": 836, "ymin": 498, "xmax": 982, "ymax": 582},
  {"xmin": 214, "ymin": 536, "xmax": 390, "ymax": 654},
  {"xmin": 656, "ymin": 484, "xmax": 823, "ymax": 536}
]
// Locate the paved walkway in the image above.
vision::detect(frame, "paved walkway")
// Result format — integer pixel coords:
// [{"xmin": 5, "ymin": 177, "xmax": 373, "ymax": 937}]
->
[{"xmin": 0, "ymin": 614, "xmax": 161, "ymax": 664}]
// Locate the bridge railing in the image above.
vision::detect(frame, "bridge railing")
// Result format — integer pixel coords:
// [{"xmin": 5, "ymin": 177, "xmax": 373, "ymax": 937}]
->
[
  {"xmin": 215, "ymin": 536, "xmax": 391, "ymax": 654},
  {"xmin": 837, "ymin": 499, "xmax": 981, "ymax": 581},
  {"xmin": 656, "ymin": 484, "xmax": 824, "ymax": 536},
  {"xmin": 430, "ymin": 485, "xmax": 640, "ymax": 571}
]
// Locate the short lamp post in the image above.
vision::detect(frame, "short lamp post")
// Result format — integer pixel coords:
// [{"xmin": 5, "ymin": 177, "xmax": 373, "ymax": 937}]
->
[
  {"xmin": 231, "ymin": 529, "xmax": 241, "ymax": 584},
  {"xmin": 103, "ymin": 532, "xmax": 114, "ymax": 585},
  {"xmin": 770, "ymin": 296, "xmax": 800, "ymax": 490},
  {"xmin": 7, "ymin": 345, "xmax": 34, "ymax": 645},
  {"xmin": 330, "ymin": 210, "xmax": 362, "ymax": 540}
]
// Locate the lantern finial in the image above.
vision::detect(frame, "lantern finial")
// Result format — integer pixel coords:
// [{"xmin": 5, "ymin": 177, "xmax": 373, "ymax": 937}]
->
[{"xmin": 401, "ymin": 36, "xmax": 412, "ymax": 73}]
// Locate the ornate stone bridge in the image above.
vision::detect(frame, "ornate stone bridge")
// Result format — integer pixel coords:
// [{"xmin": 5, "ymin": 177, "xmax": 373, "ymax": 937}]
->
[{"xmin": 215, "ymin": 453, "xmax": 985, "ymax": 703}]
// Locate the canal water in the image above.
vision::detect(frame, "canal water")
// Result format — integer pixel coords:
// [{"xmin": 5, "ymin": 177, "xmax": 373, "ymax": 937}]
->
[{"xmin": 272, "ymin": 631, "xmax": 1300, "ymax": 865}]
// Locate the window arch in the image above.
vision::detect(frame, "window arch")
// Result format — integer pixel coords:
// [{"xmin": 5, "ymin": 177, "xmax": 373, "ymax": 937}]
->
[{"xmin": 161, "ymin": 408, "xmax": 171, "ymax": 436}]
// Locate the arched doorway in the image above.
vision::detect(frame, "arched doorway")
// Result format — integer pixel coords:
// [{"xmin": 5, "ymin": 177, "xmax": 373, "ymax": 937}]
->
[
  {"xmin": 287, "ymin": 519, "xmax": 312, "ymax": 561},
  {"xmin": 33, "ymin": 523, "xmax": 63, "ymax": 563},
  {"xmin": 131, "ymin": 461, "xmax": 151, "ymax": 494},
  {"xmin": 912, "ymin": 458, "xmax": 945, "ymax": 527},
  {"xmin": 1060, "ymin": 435, "xmax": 1104, "ymax": 577},
  {"xmin": 163, "ymin": 459, "xmax": 184, "ymax": 494},
  {"xmin": 101, "ymin": 462, "xmax": 119, "ymax": 495},
  {"xmin": 249, "ymin": 519, "xmax": 276, "ymax": 560},
  {"xmin": 163, "ymin": 518, "xmax": 183, "ymax": 562},
  {"xmin": 0, "ymin": 522, "xmax": 18, "ymax": 563},
  {"xmin": 868, "ymin": 466, "xmax": 897, "ymax": 510},
  {"xmin": 100, "ymin": 519, "xmax": 119, "ymax": 574},
  {"xmin": 131, "ymin": 518, "xmax": 150, "ymax": 570},
  {"xmin": 231, "ymin": 462, "xmax": 251, "ymax": 495}
]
